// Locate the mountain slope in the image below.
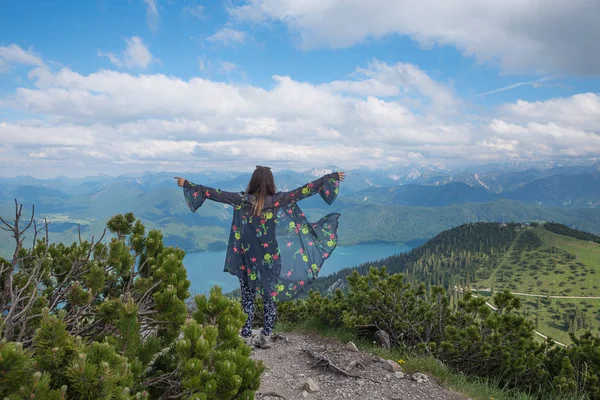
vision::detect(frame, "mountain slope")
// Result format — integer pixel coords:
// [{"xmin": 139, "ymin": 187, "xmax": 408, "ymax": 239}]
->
[
  {"xmin": 506, "ymin": 173, "xmax": 600, "ymax": 207},
  {"xmin": 331, "ymin": 199, "xmax": 600, "ymax": 246}
]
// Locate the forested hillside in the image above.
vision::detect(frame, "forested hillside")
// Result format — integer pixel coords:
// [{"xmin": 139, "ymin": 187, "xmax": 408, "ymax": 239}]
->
[{"xmin": 310, "ymin": 222, "xmax": 600, "ymax": 344}]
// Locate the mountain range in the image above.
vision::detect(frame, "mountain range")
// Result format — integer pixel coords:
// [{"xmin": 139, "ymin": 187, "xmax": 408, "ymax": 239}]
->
[
  {"xmin": 1, "ymin": 160, "xmax": 600, "ymax": 258},
  {"xmin": 350, "ymin": 173, "xmax": 600, "ymax": 208}
]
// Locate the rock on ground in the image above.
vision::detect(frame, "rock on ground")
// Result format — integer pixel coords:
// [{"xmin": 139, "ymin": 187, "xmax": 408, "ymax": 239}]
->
[
  {"xmin": 252, "ymin": 331, "xmax": 466, "ymax": 400},
  {"xmin": 374, "ymin": 330, "xmax": 391, "ymax": 350}
]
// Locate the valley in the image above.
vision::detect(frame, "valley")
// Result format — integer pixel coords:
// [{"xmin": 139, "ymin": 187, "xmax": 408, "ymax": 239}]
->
[{"xmin": 2, "ymin": 165, "xmax": 600, "ymax": 345}]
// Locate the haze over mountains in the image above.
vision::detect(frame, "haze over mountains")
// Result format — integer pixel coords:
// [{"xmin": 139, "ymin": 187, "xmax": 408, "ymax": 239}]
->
[{"xmin": 1, "ymin": 160, "xmax": 599, "ymax": 258}]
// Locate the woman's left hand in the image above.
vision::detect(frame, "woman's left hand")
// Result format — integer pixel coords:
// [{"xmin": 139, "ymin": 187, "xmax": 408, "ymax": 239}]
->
[{"xmin": 174, "ymin": 176, "xmax": 186, "ymax": 187}]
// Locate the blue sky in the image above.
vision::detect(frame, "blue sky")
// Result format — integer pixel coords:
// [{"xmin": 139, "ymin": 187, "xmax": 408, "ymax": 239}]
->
[{"xmin": 1, "ymin": 0, "xmax": 599, "ymax": 177}]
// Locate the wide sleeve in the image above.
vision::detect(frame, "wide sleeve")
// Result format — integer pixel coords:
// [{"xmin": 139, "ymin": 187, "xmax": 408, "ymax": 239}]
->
[
  {"xmin": 183, "ymin": 181, "xmax": 243, "ymax": 212},
  {"xmin": 275, "ymin": 173, "xmax": 340, "ymax": 206}
]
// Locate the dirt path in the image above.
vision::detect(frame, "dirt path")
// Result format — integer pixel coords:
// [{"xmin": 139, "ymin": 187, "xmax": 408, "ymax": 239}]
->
[
  {"xmin": 495, "ymin": 292, "xmax": 600, "ymax": 299},
  {"xmin": 250, "ymin": 331, "xmax": 468, "ymax": 400},
  {"xmin": 467, "ymin": 288, "xmax": 600, "ymax": 299},
  {"xmin": 486, "ymin": 227, "xmax": 525, "ymax": 285}
]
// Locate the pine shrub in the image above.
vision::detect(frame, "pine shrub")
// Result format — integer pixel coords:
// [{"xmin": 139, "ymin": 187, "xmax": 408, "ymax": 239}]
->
[{"xmin": 0, "ymin": 205, "xmax": 263, "ymax": 399}]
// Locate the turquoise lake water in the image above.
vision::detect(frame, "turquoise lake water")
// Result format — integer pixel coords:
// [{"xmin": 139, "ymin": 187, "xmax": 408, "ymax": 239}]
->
[{"xmin": 184, "ymin": 243, "xmax": 412, "ymax": 295}]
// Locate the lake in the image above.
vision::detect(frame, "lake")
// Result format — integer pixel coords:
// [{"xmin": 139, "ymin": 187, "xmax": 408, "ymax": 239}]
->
[{"xmin": 184, "ymin": 243, "xmax": 413, "ymax": 296}]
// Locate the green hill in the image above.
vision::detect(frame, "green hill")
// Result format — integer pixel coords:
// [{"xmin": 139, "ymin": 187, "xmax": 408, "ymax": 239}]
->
[
  {"xmin": 331, "ymin": 199, "xmax": 600, "ymax": 246},
  {"xmin": 311, "ymin": 221, "xmax": 600, "ymax": 345}
]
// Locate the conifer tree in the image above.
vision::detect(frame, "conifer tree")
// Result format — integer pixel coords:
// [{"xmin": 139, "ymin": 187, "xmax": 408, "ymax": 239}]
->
[
  {"xmin": 175, "ymin": 287, "xmax": 264, "ymax": 400},
  {"xmin": 552, "ymin": 356, "xmax": 577, "ymax": 395}
]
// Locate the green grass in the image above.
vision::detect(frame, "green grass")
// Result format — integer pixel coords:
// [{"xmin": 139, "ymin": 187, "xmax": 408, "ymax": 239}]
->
[
  {"xmin": 488, "ymin": 226, "xmax": 600, "ymax": 296},
  {"xmin": 275, "ymin": 318, "xmax": 583, "ymax": 400},
  {"xmin": 537, "ymin": 228, "xmax": 600, "ymax": 271}
]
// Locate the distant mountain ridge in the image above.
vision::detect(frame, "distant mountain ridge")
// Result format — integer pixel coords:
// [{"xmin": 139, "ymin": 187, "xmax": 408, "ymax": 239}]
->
[
  {"xmin": 351, "ymin": 182, "xmax": 494, "ymax": 206},
  {"xmin": 351, "ymin": 172, "xmax": 600, "ymax": 208},
  {"xmin": 423, "ymin": 162, "xmax": 600, "ymax": 193},
  {"xmin": 2, "ymin": 159, "xmax": 598, "ymax": 196}
]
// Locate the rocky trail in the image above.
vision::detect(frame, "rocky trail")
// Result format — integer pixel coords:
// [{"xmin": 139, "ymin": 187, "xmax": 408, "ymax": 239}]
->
[{"xmin": 250, "ymin": 331, "xmax": 467, "ymax": 400}]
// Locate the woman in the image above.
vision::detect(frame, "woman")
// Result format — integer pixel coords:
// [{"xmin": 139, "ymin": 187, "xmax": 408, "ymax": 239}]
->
[{"xmin": 175, "ymin": 166, "xmax": 345, "ymax": 346}]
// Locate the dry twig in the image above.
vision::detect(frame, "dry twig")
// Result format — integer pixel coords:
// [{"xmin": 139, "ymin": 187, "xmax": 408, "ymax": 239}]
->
[
  {"xmin": 257, "ymin": 391, "xmax": 287, "ymax": 399},
  {"xmin": 301, "ymin": 348, "xmax": 381, "ymax": 383}
]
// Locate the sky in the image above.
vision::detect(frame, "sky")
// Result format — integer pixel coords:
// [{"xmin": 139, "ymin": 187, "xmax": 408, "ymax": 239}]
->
[{"xmin": 1, "ymin": 0, "xmax": 600, "ymax": 178}]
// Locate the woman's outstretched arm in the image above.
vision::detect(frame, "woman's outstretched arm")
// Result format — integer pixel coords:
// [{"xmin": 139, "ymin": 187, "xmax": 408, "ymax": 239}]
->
[
  {"xmin": 275, "ymin": 171, "xmax": 345, "ymax": 206},
  {"xmin": 175, "ymin": 176, "xmax": 243, "ymax": 212}
]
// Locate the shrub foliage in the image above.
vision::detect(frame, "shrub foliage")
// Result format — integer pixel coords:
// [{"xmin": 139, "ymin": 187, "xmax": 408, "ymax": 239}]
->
[{"xmin": 0, "ymin": 202, "xmax": 263, "ymax": 399}]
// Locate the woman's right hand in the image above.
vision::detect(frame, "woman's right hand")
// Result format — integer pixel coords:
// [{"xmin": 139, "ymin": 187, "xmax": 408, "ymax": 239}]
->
[
  {"xmin": 174, "ymin": 176, "xmax": 186, "ymax": 187},
  {"xmin": 337, "ymin": 172, "xmax": 345, "ymax": 181}
]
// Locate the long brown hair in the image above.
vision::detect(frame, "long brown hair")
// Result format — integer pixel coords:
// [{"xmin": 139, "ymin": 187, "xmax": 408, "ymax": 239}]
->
[{"xmin": 246, "ymin": 165, "xmax": 276, "ymax": 216}]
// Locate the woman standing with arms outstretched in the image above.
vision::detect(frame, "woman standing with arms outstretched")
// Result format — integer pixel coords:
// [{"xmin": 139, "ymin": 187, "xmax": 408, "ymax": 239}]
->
[{"xmin": 175, "ymin": 166, "xmax": 345, "ymax": 347}]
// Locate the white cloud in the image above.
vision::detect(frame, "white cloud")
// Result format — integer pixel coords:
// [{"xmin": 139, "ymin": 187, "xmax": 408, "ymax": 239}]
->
[
  {"xmin": 198, "ymin": 56, "xmax": 208, "ymax": 72},
  {"xmin": 0, "ymin": 122, "xmax": 95, "ymax": 146},
  {"xmin": 99, "ymin": 36, "xmax": 153, "ymax": 70},
  {"xmin": 184, "ymin": 5, "xmax": 205, "ymax": 19},
  {"xmin": 207, "ymin": 28, "xmax": 247, "ymax": 46},
  {"xmin": 227, "ymin": 0, "xmax": 600, "ymax": 76},
  {"xmin": 143, "ymin": 0, "xmax": 159, "ymax": 32},
  {"xmin": 0, "ymin": 44, "xmax": 44, "ymax": 72},
  {"xmin": 488, "ymin": 119, "xmax": 600, "ymax": 158},
  {"xmin": 321, "ymin": 60, "xmax": 456, "ymax": 113},
  {"xmin": 1, "ymin": 52, "xmax": 599, "ymax": 177},
  {"xmin": 219, "ymin": 61, "xmax": 237, "ymax": 74},
  {"xmin": 502, "ymin": 93, "xmax": 600, "ymax": 131}
]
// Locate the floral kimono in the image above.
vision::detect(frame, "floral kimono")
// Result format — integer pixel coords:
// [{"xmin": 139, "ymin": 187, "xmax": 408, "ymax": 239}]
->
[{"xmin": 182, "ymin": 172, "xmax": 341, "ymax": 301}]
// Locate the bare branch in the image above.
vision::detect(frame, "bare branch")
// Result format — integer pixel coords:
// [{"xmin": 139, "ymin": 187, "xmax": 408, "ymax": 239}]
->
[
  {"xmin": 302, "ymin": 348, "xmax": 381, "ymax": 383},
  {"xmin": 0, "ymin": 216, "xmax": 14, "ymax": 231},
  {"xmin": 21, "ymin": 204, "xmax": 35, "ymax": 233},
  {"xmin": 32, "ymin": 219, "xmax": 38, "ymax": 247},
  {"xmin": 142, "ymin": 369, "xmax": 180, "ymax": 387}
]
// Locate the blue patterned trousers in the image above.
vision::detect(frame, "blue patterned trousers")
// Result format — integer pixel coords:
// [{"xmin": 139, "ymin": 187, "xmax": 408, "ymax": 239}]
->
[{"xmin": 239, "ymin": 277, "xmax": 277, "ymax": 338}]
